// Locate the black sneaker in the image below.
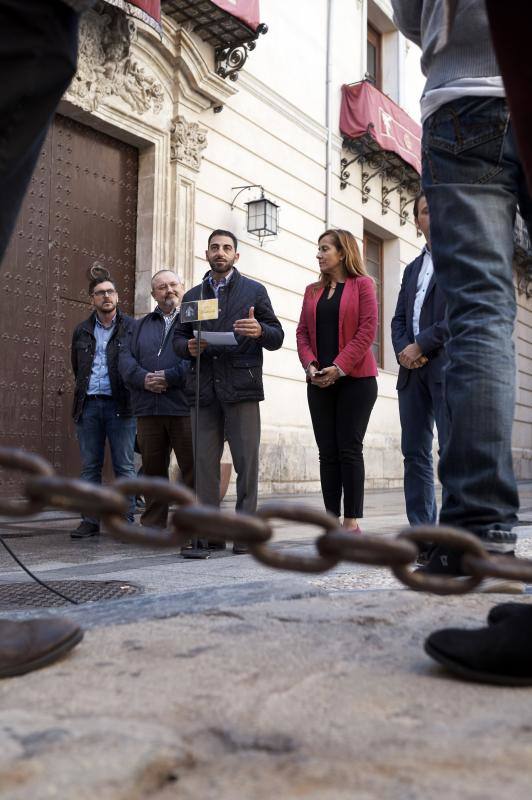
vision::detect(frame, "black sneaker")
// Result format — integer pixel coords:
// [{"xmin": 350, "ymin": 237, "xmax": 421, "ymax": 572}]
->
[
  {"xmin": 416, "ymin": 537, "xmax": 525, "ymax": 594},
  {"xmin": 70, "ymin": 521, "xmax": 100, "ymax": 539}
]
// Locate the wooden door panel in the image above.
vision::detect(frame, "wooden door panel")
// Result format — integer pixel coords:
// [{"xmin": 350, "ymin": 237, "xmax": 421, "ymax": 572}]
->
[{"xmin": 0, "ymin": 115, "xmax": 138, "ymax": 494}]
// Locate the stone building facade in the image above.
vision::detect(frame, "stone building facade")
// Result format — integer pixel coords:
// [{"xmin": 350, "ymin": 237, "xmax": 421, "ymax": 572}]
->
[{"xmin": 1, "ymin": 0, "xmax": 531, "ymax": 493}]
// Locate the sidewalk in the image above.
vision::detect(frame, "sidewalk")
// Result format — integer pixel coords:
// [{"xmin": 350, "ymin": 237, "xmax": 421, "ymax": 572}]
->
[{"xmin": 0, "ymin": 485, "xmax": 532, "ymax": 799}]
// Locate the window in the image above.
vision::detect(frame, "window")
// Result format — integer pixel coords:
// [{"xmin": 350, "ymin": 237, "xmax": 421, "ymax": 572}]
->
[
  {"xmin": 364, "ymin": 232, "xmax": 383, "ymax": 367},
  {"xmin": 367, "ymin": 24, "xmax": 382, "ymax": 90}
]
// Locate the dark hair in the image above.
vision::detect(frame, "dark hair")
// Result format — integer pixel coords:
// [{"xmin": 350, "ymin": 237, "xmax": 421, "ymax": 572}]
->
[
  {"xmin": 413, "ymin": 190, "xmax": 426, "ymax": 221},
  {"xmin": 208, "ymin": 229, "xmax": 238, "ymax": 251},
  {"xmin": 87, "ymin": 263, "xmax": 114, "ymax": 295}
]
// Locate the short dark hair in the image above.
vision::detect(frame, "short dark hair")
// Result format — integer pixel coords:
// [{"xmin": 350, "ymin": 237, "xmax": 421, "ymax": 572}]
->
[
  {"xmin": 89, "ymin": 276, "xmax": 116, "ymax": 295},
  {"xmin": 208, "ymin": 229, "xmax": 238, "ymax": 251},
  {"xmin": 413, "ymin": 190, "xmax": 426, "ymax": 221}
]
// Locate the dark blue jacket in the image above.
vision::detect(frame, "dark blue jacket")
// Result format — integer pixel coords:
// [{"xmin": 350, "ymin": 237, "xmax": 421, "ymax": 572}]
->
[
  {"xmin": 71, "ymin": 308, "xmax": 134, "ymax": 422},
  {"xmin": 391, "ymin": 251, "xmax": 448, "ymax": 391},
  {"xmin": 173, "ymin": 268, "xmax": 284, "ymax": 406},
  {"xmin": 119, "ymin": 309, "xmax": 189, "ymax": 416}
]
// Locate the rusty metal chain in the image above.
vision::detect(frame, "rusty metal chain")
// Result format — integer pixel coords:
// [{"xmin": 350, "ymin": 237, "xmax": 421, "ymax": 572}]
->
[{"xmin": 1, "ymin": 446, "xmax": 532, "ymax": 596}]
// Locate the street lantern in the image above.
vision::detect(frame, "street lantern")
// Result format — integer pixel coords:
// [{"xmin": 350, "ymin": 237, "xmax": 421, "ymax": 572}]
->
[
  {"xmin": 231, "ymin": 185, "xmax": 280, "ymax": 245},
  {"xmin": 245, "ymin": 193, "xmax": 280, "ymax": 243}
]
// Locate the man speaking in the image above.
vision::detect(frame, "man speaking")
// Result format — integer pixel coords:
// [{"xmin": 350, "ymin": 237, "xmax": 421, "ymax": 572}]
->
[{"xmin": 174, "ymin": 230, "xmax": 284, "ymax": 552}]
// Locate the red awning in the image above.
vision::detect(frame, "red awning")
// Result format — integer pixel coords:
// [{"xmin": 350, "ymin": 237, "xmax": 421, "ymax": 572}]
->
[
  {"xmin": 210, "ymin": 0, "xmax": 260, "ymax": 32},
  {"xmin": 103, "ymin": 1, "xmax": 162, "ymax": 35},
  {"xmin": 340, "ymin": 82, "xmax": 421, "ymax": 175}
]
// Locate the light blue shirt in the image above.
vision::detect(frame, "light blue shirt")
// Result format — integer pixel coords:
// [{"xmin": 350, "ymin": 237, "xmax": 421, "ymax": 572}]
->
[
  {"xmin": 87, "ymin": 315, "xmax": 116, "ymax": 395},
  {"xmin": 208, "ymin": 269, "xmax": 233, "ymax": 299},
  {"xmin": 412, "ymin": 249, "xmax": 434, "ymax": 338}
]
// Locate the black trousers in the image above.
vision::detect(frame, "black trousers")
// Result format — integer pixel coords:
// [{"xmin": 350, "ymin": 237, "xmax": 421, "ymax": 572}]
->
[
  {"xmin": 0, "ymin": 0, "xmax": 79, "ymax": 261},
  {"xmin": 307, "ymin": 377, "xmax": 377, "ymax": 518}
]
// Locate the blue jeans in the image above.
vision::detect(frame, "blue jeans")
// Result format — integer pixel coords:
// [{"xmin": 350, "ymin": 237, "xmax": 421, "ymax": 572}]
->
[
  {"xmin": 422, "ymin": 97, "xmax": 531, "ymax": 535},
  {"xmin": 76, "ymin": 397, "xmax": 136, "ymax": 524},
  {"xmin": 399, "ymin": 365, "xmax": 447, "ymax": 526}
]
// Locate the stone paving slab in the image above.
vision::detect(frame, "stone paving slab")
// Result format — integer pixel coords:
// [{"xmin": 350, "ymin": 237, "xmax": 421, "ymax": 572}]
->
[{"xmin": 1, "ymin": 590, "xmax": 532, "ymax": 800}]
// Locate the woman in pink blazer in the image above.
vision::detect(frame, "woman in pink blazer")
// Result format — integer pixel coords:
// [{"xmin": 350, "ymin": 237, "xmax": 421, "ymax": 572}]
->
[{"xmin": 296, "ymin": 229, "xmax": 378, "ymax": 533}]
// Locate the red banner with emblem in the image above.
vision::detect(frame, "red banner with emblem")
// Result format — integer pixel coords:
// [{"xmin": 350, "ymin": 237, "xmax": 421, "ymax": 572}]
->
[
  {"xmin": 211, "ymin": 0, "xmax": 261, "ymax": 32},
  {"xmin": 103, "ymin": 0, "xmax": 162, "ymax": 35},
  {"xmin": 340, "ymin": 82, "xmax": 421, "ymax": 174}
]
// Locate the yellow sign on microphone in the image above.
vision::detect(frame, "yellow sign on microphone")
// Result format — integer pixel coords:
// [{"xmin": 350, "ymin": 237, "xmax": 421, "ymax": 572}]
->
[{"xmin": 180, "ymin": 299, "xmax": 219, "ymax": 323}]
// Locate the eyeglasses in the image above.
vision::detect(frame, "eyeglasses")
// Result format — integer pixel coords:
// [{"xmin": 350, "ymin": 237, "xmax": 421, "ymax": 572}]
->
[{"xmin": 92, "ymin": 289, "xmax": 117, "ymax": 297}]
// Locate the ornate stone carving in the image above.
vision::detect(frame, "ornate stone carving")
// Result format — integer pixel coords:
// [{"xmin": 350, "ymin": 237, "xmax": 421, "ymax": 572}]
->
[
  {"xmin": 65, "ymin": 7, "xmax": 164, "ymax": 115},
  {"xmin": 170, "ymin": 116, "xmax": 208, "ymax": 171}
]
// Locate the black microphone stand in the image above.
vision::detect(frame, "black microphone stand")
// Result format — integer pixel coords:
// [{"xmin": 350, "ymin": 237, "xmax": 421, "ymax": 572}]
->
[{"xmin": 182, "ymin": 280, "xmax": 210, "ymax": 559}]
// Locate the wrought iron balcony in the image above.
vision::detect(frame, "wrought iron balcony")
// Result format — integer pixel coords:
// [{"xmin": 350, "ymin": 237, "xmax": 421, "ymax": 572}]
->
[{"xmin": 162, "ymin": 0, "xmax": 268, "ymax": 80}]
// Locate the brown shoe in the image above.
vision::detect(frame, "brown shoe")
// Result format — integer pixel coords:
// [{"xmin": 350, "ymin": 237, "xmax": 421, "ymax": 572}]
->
[{"xmin": 0, "ymin": 618, "xmax": 83, "ymax": 678}]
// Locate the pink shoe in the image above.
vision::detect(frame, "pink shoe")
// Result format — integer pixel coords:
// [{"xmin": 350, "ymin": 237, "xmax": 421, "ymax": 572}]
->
[{"xmin": 343, "ymin": 524, "xmax": 362, "ymax": 534}]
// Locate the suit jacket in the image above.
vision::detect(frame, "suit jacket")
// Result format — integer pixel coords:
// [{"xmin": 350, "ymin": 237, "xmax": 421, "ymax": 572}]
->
[
  {"xmin": 391, "ymin": 251, "xmax": 448, "ymax": 390},
  {"xmin": 296, "ymin": 275, "xmax": 378, "ymax": 378},
  {"xmin": 71, "ymin": 308, "xmax": 133, "ymax": 422}
]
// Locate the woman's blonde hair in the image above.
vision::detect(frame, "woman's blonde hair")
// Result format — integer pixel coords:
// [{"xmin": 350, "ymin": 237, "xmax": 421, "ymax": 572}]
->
[{"xmin": 313, "ymin": 229, "xmax": 368, "ymax": 292}]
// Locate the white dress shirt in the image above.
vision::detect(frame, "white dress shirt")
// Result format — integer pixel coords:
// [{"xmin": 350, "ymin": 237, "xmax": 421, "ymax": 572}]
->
[{"xmin": 412, "ymin": 248, "xmax": 434, "ymax": 338}]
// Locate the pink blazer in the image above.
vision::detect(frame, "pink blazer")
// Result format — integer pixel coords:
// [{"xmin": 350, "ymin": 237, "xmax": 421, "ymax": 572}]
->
[{"xmin": 296, "ymin": 276, "xmax": 379, "ymax": 378}]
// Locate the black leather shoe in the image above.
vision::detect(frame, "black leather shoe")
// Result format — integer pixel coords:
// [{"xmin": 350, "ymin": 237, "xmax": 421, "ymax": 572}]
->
[
  {"xmin": 207, "ymin": 540, "xmax": 226, "ymax": 550},
  {"xmin": 425, "ymin": 606, "xmax": 532, "ymax": 686},
  {"xmin": 232, "ymin": 544, "xmax": 249, "ymax": 555},
  {"xmin": 487, "ymin": 602, "xmax": 532, "ymax": 625},
  {"xmin": 70, "ymin": 521, "xmax": 100, "ymax": 539},
  {"xmin": 0, "ymin": 618, "xmax": 83, "ymax": 678}
]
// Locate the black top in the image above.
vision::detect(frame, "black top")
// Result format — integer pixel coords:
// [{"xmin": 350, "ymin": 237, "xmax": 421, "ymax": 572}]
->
[{"xmin": 316, "ymin": 282, "xmax": 344, "ymax": 368}]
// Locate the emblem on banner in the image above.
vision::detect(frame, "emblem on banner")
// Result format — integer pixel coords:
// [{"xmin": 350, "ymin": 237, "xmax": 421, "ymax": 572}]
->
[{"xmin": 180, "ymin": 299, "xmax": 219, "ymax": 323}]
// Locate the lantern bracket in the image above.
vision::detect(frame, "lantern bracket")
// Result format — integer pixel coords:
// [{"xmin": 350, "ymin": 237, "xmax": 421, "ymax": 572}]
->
[{"xmin": 230, "ymin": 184, "xmax": 265, "ymax": 210}]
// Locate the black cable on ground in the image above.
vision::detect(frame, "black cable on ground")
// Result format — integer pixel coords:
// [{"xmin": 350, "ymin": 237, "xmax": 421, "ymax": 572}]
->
[{"xmin": 0, "ymin": 536, "xmax": 79, "ymax": 605}]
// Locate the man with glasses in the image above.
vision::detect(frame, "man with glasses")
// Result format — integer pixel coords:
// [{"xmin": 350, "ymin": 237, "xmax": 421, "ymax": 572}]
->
[
  {"xmin": 120, "ymin": 270, "xmax": 193, "ymax": 528},
  {"xmin": 70, "ymin": 270, "xmax": 136, "ymax": 538}
]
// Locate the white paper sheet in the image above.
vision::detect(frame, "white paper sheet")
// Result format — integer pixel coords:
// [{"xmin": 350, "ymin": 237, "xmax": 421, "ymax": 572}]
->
[{"xmin": 193, "ymin": 330, "xmax": 238, "ymax": 346}]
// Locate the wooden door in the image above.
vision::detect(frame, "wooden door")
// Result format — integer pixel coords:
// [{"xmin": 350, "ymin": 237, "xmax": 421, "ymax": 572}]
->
[{"xmin": 0, "ymin": 114, "xmax": 138, "ymax": 495}]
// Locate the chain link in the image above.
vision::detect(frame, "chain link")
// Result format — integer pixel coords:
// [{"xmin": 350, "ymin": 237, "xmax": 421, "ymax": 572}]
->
[{"xmin": 0, "ymin": 447, "xmax": 530, "ymax": 595}]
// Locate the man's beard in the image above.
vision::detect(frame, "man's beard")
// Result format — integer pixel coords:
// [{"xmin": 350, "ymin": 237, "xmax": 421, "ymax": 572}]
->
[
  {"xmin": 208, "ymin": 256, "xmax": 236, "ymax": 275},
  {"xmin": 160, "ymin": 294, "xmax": 178, "ymax": 311}
]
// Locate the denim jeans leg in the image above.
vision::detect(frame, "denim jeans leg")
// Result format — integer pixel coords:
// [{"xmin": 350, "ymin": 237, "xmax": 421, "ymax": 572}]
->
[
  {"xmin": 422, "ymin": 97, "xmax": 521, "ymax": 534},
  {"xmin": 106, "ymin": 406, "xmax": 137, "ymax": 522},
  {"xmin": 76, "ymin": 400, "xmax": 106, "ymax": 525},
  {"xmin": 398, "ymin": 370, "xmax": 437, "ymax": 526}
]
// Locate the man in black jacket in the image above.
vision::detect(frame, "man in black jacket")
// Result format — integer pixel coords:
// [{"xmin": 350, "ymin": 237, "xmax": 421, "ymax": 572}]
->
[
  {"xmin": 391, "ymin": 193, "xmax": 448, "ymax": 529},
  {"xmin": 71, "ymin": 272, "xmax": 136, "ymax": 538},
  {"xmin": 174, "ymin": 230, "xmax": 284, "ymax": 551},
  {"xmin": 119, "ymin": 269, "xmax": 193, "ymax": 528}
]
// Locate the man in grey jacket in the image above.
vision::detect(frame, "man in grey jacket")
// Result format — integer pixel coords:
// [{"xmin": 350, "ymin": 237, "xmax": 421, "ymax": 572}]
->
[{"xmin": 392, "ymin": 0, "xmax": 532, "ymax": 680}]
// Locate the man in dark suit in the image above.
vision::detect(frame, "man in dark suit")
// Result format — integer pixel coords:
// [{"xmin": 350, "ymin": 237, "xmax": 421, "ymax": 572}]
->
[{"xmin": 391, "ymin": 192, "xmax": 448, "ymax": 527}]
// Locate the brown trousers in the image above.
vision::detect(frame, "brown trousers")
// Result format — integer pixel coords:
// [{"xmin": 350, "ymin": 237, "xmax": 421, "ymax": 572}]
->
[{"xmin": 136, "ymin": 415, "xmax": 194, "ymax": 527}]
